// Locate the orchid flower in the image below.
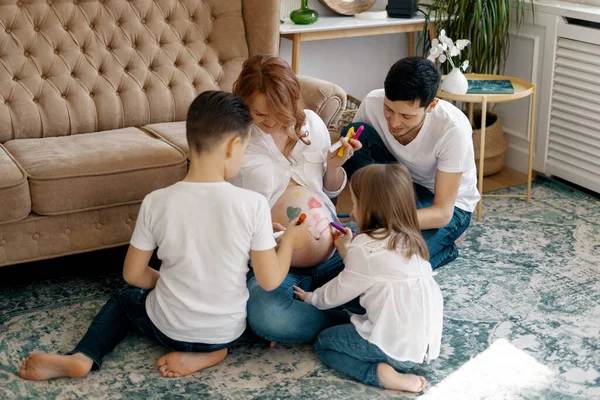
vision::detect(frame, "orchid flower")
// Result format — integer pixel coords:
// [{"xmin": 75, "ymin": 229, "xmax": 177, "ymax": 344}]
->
[{"xmin": 428, "ymin": 31, "xmax": 470, "ymax": 71}]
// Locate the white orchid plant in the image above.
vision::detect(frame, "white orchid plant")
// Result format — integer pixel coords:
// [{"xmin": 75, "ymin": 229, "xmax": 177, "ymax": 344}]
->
[{"xmin": 427, "ymin": 30, "xmax": 471, "ymax": 72}]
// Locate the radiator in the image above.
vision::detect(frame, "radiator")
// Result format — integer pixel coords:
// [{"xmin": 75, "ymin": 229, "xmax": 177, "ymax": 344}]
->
[{"xmin": 546, "ymin": 20, "xmax": 600, "ymax": 193}]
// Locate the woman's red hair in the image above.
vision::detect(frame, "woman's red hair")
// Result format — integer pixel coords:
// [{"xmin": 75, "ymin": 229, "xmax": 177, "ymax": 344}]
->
[{"xmin": 233, "ymin": 55, "xmax": 310, "ymax": 161}]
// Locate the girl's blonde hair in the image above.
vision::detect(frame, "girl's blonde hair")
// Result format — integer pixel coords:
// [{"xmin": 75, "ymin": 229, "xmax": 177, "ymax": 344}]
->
[
  {"xmin": 232, "ymin": 55, "xmax": 310, "ymax": 161},
  {"xmin": 350, "ymin": 164, "xmax": 429, "ymax": 260}
]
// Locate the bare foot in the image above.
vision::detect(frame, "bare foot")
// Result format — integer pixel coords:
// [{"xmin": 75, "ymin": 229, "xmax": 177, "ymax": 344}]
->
[
  {"xmin": 156, "ymin": 348, "xmax": 227, "ymax": 378},
  {"xmin": 269, "ymin": 341, "xmax": 277, "ymax": 348},
  {"xmin": 377, "ymin": 363, "xmax": 427, "ymax": 392},
  {"xmin": 19, "ymin": 353, "xmax": 93, "ymax": 381}
]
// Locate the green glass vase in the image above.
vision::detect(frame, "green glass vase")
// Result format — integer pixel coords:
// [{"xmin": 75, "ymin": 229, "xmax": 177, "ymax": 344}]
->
[{"xmin": 290, "ymin": 0, "xmax": 319, "ymax": 25}]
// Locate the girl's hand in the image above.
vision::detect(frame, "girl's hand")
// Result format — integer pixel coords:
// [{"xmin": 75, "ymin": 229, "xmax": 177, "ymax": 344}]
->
[
  {"xmin": 327, "ymin": 137, "xmax": 362, "ymax": 170},
  {"xmin": 332, "ymin": 226, "xmax": 353, "ymax": 255},
  {"xmin": 293, "ymin": 285, "xmax": 311, "ymax": 302}
]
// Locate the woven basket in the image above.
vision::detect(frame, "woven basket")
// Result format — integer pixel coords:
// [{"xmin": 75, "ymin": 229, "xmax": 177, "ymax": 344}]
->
[
  {"xmin": 329, "ymin": 95, "xmax": 362, "ymax": 137},
  {"xmin": 471, "ymin": 111, "xmax": 509, "ymax": 176}
]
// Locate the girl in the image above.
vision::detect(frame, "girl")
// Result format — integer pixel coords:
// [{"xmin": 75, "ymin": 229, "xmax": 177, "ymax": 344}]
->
[
  {"xmin": 230, "ymin": 55, "xmax": 362, "ymax": 344},
  {"xmin": 294, "ymin": 163, "xmax": 443, "ymax": 392}
]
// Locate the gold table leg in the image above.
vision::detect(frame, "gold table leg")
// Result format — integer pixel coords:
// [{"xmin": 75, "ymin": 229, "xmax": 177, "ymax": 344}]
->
[
  {"xmin": 527, "ymin": 85, "xmax": 537, "ymax": 203},
  {"xmin": 477, "ymin": 97, "xmax": 488, "ymax": 222}
]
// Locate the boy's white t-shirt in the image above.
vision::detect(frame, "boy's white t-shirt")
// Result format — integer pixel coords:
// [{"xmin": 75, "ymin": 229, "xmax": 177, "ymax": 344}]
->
[
  {"xmin": 130, "ymin": 181, "xmax": 275, "ymax": 344},
  {"xmin": 354, "ymin": 89, "xmax": 480, "ymax": 213}
]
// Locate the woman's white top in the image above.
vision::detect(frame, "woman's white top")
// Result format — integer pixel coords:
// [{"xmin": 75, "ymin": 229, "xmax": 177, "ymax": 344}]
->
[
  {"xmin": 306, "ymin": 233, "xmax": 444, "ymax": 363},
  {"xmin": 230, "ymin": 110, "xmax": 346, "ymax": 211}
]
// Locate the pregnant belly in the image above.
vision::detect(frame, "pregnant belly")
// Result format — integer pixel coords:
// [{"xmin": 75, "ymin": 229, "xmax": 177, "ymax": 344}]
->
[{"xmin": 271, "ymin": 185, "xmax": 337, "ymax": 268}]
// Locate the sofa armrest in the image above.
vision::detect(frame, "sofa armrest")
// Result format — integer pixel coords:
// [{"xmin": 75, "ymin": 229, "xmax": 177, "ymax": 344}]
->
[{"xmin": 298, "ymin": 76, "xmax": 347, "ymax": 129}]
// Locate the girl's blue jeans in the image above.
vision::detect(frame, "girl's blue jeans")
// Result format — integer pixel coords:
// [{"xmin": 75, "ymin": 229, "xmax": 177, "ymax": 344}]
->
[{"xmin": 315, "ymin": 324, "xmax": 417, "ymax": 388}]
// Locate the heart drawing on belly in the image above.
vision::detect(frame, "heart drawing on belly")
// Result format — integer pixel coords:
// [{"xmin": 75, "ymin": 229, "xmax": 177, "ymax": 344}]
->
[
  {"xmin": 287, "ymin": 206, "xmax": 302, "ymax": 222},
  {"xmin": 308, "ymin": 196, "xmax": 322, "ymax": 209}
]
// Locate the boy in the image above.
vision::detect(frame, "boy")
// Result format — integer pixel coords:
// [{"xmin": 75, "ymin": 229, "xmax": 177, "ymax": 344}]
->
[{"xmin": 19, "ymin": 91, "xmax": 308, "ymax": 380}]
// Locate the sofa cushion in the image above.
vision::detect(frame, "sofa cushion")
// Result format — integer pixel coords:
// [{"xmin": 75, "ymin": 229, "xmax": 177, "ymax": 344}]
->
[
  {"xmin": 4, "ymin": 129, "xmax": 187, "ymax": 215},
  {"xmin": 143, "ymin": 122, "xmax": 189, "ymax": 159},
  {"xmin": 0, "ymin": 145, "xmax": 31, "ymax": 224}
]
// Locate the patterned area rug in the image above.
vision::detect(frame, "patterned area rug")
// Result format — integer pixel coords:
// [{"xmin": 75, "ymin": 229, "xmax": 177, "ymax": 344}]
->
[{"xmin": 1, "ymin": 177, "xmax": 599, "ymax": 399}]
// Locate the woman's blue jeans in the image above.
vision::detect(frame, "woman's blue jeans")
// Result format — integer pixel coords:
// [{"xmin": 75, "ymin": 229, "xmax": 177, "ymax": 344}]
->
[
  {"xmin": 315, "ymin": 324, "xmax": 417, "ymax": 388},
  {"xmin": 246, "ymin": 251, "xmax": 364, "ymax": 344},
  {"xmin": 68, "ymin": 288, "xmax": 231, "ymax": 370},
  {"xmin": 342, "ymin": 122, "xmax": 472, "ymax": 269}
]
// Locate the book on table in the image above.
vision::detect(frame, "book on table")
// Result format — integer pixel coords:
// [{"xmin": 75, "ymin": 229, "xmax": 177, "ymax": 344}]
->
[{"xmin": 467, "ymin": 80, "xmax": 514, "ymax": 94}]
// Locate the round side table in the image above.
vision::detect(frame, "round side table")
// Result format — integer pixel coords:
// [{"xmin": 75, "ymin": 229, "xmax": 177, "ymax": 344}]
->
[{"xmin": 437, "ymin": 74, "xmax": 537, "ymax": 222}]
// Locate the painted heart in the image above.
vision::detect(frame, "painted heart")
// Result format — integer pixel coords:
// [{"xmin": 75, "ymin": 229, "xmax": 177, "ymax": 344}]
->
[
  {"xmin": 286, "ymin": 206, "xmax": 301, "ymax": 222},
  {"xmin": 308, "ymin": 196, "xmax": 322, "ymax": 209}
]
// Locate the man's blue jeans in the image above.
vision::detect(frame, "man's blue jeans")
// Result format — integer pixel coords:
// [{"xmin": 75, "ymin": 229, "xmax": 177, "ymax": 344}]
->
[
  {"xmin": 315, "ymin": 324, "xmax": 417, "ymax": 388},
  {"xmin": 342, "ymin": 122, "xmax": 472, "ymax": 269},
  {"xmin": 246, "ymin": 251, "xmax": 364, "ymax": 344},
  {"xmin": 68, "ymin": 288, "xmax": 231, "ymax": 370}
]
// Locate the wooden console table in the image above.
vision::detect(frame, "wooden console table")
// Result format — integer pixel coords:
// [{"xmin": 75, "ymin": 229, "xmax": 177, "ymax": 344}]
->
[{"xmin": 280, "ymin": 16, "xmax": 436, "ymax": 74}]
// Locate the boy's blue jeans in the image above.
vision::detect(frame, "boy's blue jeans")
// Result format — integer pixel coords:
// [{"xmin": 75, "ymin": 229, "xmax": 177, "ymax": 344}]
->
[
  {"xmin": 246, "ymin": 251, "xmax": 365, "ymax": 344},
  {"xmin": 315, "ymin": 324, "xmax": 417, "ymax": 388},
  {"xmin": 68, "ymin": 288, "xmax": 231, "ymax": 370},
  {"xmin": 342, "ymin": 122, "xmax": 472, "ymax": 269}
]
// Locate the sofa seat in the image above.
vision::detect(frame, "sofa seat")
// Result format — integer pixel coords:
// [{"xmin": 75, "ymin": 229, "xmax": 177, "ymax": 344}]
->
[
  {"xmin": 4, "ymin": 128, "xmax": 187, "ymax": 216},
  {"xmin": 0, "ymin": 145, "xmax": 31, "ymax": 224},
  {"xmin": 143, "ymin": 122, "xmax": 189, "ymax": 159}
]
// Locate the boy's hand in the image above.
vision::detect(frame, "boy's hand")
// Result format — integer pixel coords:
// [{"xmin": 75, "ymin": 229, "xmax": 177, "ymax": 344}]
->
[
  {"xmin": 293, "ymin": 285, "xmax": 311, "ymax": 302},
  {"xmin": 332, "ymin": 226, "xmax": 353, "ymax": 256},
  {"xmin": 282, "ymin": 216, "xmax": 310, "ymax": 250},
  {"xmin": 273, "ymin": 222, "xmax": 286, "ymax": 233}
]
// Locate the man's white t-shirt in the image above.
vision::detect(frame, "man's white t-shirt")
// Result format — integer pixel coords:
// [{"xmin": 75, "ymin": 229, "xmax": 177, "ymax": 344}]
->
[
  {"xmin": 354, "ymin": 89, "xmax": 480, "ymax": 213},
  {"xmin": 130, "ymin": 181, "xmax": 275, "ymax": 344}
]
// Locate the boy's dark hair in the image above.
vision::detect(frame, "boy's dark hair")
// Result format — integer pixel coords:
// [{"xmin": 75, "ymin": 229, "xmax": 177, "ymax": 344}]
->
[
  {"xmin": 384, "ymin": 57, "xmax": 441, "ymax": 108},
  {"xmin": 186, "ymin": 90, "xmax": 252, "ymax": 154}
]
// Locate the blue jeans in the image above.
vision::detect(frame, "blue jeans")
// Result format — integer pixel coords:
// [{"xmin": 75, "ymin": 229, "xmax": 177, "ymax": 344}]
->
[
  {"xmin": 342, "ymin": 122, "xmax": 472, "ymax": 269},
  {"xmin": 68, "ymin": 288, "xmax": 231, "ymax": 370},
  {"xmin": 246, "ymin": 251, "xmax": 365, "ymax": 344},
  {"xmin": 315, "ymin": 324, "xmax": 417, "ymax": 388}
]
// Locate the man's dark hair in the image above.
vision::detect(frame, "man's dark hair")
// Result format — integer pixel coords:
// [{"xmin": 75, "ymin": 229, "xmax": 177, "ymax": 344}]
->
[
  {"xmin": 186, "ymin": 90, "xmax": 252, "ymax": 154},
  {"xmin": 384, "ymin": 57, "xmax": 441, "ymax": 108}
]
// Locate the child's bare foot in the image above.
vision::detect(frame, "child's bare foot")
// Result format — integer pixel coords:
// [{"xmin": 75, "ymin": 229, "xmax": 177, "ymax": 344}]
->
[
  {"xmin": 19, "ymin": 353, "xmax": 93, "ymax": 381},
  {"xmin": 269, "ymin": 341, "xmax": 276, "ymax": 348},
  {"xmin": 156, "ymin": 348, "xmax": 227, "ymax": 378},
  {"xmin": 377, "ymin": 363, "xmax": 427, "ymax": 392}
]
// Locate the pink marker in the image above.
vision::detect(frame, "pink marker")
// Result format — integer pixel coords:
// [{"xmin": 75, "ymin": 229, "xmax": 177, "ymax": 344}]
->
[
  {"xmin": 352, "ymin": 125, "xmax": 365, "ymax": 142},
  {"xmin": 330, "ymin": 222, "xmax": 355, "ymax": 237}
]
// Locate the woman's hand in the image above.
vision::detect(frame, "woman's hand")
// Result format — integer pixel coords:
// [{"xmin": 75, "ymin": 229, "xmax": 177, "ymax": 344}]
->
[
  {"xmin": 293, "ymin": 285, "xmax": 311, "ymax": 302},
  {"xmin": 332, "ymin": 226, "xmax": 353, "ymax": 259},
  {"xmin": 327, "ymin": 137, "xmax": 362, "ymax": 170}
]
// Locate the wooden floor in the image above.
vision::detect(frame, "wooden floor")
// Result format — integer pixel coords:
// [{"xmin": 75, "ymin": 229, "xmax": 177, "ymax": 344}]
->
[{"xmin": 336, "ymin": 167, "xmax": 534, "ymax": 214}]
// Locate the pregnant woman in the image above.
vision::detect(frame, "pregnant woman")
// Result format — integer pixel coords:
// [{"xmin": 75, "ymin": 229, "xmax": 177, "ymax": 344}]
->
[{"xmin": 231, "ymin": 55, "xmax": 361, "ymax": 343}]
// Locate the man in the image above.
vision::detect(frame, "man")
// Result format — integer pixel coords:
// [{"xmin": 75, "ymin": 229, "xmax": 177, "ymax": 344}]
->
[{"xmin": 343, "ymin": 57, "xmax": 480, "ymax": 269}]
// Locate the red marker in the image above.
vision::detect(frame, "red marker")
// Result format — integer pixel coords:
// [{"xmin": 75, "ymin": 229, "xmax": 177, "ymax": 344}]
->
[{"xmin": 296, "ymin": 213, "xmax": 307, "ymax": 225}]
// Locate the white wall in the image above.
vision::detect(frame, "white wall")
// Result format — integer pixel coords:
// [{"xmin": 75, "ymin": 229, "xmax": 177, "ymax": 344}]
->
[{"xmin": 279, "ymin": 0, "xmax": 412, "ymax": 99}]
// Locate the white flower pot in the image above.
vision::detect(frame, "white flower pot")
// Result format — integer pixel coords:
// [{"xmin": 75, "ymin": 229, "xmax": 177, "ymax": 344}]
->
[{"xmin": 442, "ymin": 67, "xmax": 469, "ymax": 95}]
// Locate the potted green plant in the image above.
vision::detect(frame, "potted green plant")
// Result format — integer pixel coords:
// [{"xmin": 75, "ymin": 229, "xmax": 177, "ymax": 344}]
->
[
  {"xmin": 420, "ymin": 0, "xmax": 534, "ymax": 176},
  {"xmin": 420, "ymin": 0, "xmax": 533, "ymax": 74}
]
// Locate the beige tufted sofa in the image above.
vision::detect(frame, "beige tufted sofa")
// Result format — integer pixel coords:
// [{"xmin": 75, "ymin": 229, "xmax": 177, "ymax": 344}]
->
[{"xmin": 0, "ymin": 0, "xmax": 347, "ymax": 267}]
